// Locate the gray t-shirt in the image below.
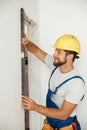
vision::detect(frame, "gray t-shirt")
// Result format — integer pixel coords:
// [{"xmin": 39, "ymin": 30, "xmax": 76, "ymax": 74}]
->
[{"xmin": 45, "ymin": 54, "xmax": 85, "ymax": 117}]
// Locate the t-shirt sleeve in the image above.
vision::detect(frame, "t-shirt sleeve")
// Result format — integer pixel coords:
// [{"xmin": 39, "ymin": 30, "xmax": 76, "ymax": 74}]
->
[
  {"xmin": 45, "ymin": 54, "xmax": 55, "ymax": 70},
  {"xmin": 65, "ymin": 79, "xmax": 85, "ymax": 104}
]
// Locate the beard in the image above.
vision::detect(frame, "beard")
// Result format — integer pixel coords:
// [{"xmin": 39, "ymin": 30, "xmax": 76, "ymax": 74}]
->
[{"xmin": 53, "ymin": 58, "xmax": 67, "ymax": 67}]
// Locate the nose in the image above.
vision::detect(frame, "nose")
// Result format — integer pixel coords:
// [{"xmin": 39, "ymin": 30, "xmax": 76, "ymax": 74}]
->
[{"xmin": 53, "ymin": 50, "xmax": 58, "ymax": 58}]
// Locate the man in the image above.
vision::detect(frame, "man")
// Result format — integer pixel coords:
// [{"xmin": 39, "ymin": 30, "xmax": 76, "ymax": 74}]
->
[{"xmin": 22, "ymin": 34, "xmax": 85, "ymax": 130}]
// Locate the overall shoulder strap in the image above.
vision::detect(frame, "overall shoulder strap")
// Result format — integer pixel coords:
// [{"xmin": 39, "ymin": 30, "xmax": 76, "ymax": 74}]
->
[
  {"xmin": 48, "ymin": 67, "xmax": 58, "ymax": 87},
  {"xmin": 51, "ymin": 67, "xmax": 58, "ymax": 76},
  {"xmin": 54, "ymin": 76, "xmax": 85, "ymax": 94}
]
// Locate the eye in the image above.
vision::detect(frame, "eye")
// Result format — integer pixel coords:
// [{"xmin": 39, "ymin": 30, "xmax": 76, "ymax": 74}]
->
[{"xmin": 58, "ymin": 50, "xmax": 62, "ymax": 54}]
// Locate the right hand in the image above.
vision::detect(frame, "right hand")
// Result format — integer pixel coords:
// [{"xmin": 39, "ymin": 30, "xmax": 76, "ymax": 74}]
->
[
  {"xmin": 21, "ymin": 34, "xmax": 29, "ymax": 46},
  {"xmin": 22, "ymin": 96, "xmax": 38, "ymax": 111}
]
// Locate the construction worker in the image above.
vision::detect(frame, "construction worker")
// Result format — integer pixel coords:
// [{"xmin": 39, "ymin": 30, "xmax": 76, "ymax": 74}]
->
[{"xmin": 22, "ymin": 34, "xmax": 85, "ymax": 130}]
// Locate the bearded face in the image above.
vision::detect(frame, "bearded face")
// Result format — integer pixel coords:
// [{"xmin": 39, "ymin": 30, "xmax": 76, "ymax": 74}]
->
[
  {"xmin": 53, "ymin": 57, "xmax": 67, "ymax": 67},
  {"xmin": 53, "ymin": 49, "xmax": 67, "ymax": 67}
]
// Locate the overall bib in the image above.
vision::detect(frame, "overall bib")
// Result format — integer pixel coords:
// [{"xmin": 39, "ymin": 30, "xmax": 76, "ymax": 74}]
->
[{"xmin": 46, "ymin": 67, "xmax": 85, "ymax": 130}]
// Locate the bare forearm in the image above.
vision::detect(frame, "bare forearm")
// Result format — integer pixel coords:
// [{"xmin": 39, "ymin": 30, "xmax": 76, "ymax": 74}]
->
[
  {"xmin": 25, "ymin": 41, "xmax": 40, "ymax": 54},
  {"xmin": 22, "ymin": 96, "xmax": 77, "ymax": 120},
  {"xmin": 35, "ymin": 104, "xmax": 67, "ymax": 120},
  {"xmin": 22, "ymin": 95, "xmax": 77, "ymax": 121},
  {"xmin": 25, "ymin": 41, "xmax": 47, "ymax": 63},
  {"xmin": 22, "ymin": 96, "xmax": 66, "ymax": 120}
]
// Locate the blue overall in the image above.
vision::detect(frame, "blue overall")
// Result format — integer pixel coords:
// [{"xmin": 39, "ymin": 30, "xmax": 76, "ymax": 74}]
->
[{"xmin": 46, "ymin": 67, "xmax": 85, "ymax": 129}]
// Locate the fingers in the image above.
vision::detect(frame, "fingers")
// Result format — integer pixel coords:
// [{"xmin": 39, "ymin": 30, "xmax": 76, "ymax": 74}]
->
[
  {"xmin": 22, "ymin": 96, "xmax": 34, "ymax": 110},
  {"xmin": 22, "ymin": 96, "xmax": 30, "ymax": 110},
  {"xmin": 22, "ymin": 96, "xmax": 32, "ymax": 102},
  {"xmin": 21, "ymin": 34, "xmax": 29, "ymax": 46},
  {"xmin": 22, "ymin": 96, "xmax": 37, "ymax": 111},
  {"xmin": 22, "ymin": 96, "xmax": 30, "ymax": 104},
  {"xmin": 22, "ymin": 96, "xmax": 29, "ymax": 104}
]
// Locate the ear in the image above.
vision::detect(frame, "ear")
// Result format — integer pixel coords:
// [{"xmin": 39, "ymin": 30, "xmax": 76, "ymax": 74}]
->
[{"xmin": 67, "ymin": 54, "xmax": 73, "ymax": 61}]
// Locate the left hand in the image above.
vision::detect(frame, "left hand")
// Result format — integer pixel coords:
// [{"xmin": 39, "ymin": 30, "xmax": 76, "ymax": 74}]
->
[{"xmin": 22, "ymin": 96, "xmax": 37, "ymax": 111}]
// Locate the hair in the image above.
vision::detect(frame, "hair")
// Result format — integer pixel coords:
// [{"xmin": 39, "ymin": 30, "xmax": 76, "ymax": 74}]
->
[{"xmin": 64, "ymin": 50, "xmax": 79, "ymax": 62}]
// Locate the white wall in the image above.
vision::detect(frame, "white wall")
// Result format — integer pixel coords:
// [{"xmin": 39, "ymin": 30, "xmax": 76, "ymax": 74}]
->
[
  {"xmin": 0, "ymin": 0, "xmax": 87, "ymax": 130},
  {"xmin": 0, "ymin": 0, "xmax": 24, "ymax": 130}
]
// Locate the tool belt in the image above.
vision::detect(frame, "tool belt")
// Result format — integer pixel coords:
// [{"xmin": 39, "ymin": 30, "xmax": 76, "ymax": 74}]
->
[{"xmin": 42, "ymin": 119, "xmax": 77, "ymax": 130}]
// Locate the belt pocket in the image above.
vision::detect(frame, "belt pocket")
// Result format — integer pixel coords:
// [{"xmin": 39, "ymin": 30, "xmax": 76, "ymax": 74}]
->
[
  {"xmin": 42, "ymin": 119, "xmax": 54, "ymax": 130},
  {"xmin": 42, "ymin": 119, "xmax": 75, "ymax": 130},
  {"xmin": 59, "ymin": 124, "xmax": 74, "ymax": 130}
]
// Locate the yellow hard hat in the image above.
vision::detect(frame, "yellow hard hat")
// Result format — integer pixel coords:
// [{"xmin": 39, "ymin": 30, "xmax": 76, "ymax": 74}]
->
[{"xmin": 53, "ymin": 34, "xmax": 80, "ymax": 54}]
